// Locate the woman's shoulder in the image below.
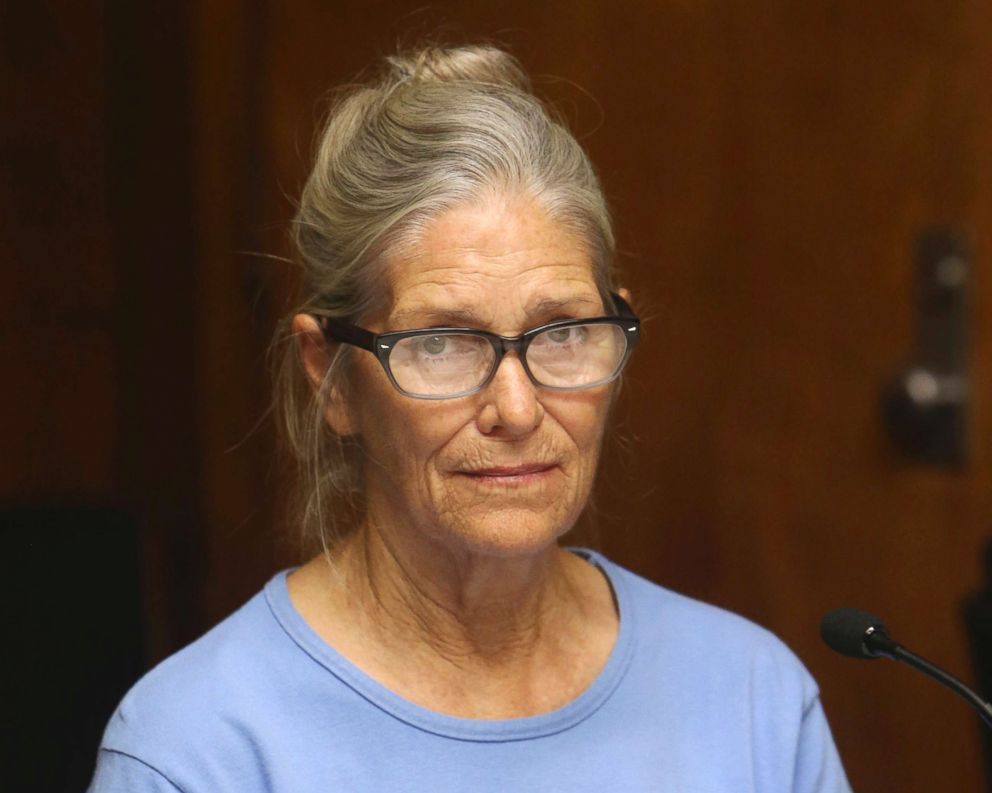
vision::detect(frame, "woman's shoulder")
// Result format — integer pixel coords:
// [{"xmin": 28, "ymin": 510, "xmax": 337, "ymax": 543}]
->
[
  {"xmin": 98, "ymin": 575, "xmax": 293, "ymax": 765},
  {"xmin": 578, "ymin": 552, "xmax": 851, "ymax": 792},
  {"xmin": 586, "ymin": 550, "xmax": 819, "ymax": 697}
]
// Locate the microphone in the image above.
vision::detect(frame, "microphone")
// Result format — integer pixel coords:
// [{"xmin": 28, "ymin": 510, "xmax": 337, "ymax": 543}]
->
[{"xmin": 820, "ymin": 607, "xmax": 992, "ymax": 729}]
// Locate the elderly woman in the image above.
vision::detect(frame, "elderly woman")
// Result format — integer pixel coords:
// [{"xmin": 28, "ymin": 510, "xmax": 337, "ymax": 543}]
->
[{"xmin": 90, "ymin": 45, "xmax": 852, "ymax": 792}]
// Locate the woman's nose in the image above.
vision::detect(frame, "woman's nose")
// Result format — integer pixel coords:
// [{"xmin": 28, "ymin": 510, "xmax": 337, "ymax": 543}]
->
[{"xmin": 475, "ymin": 354, "xmax": 544, "ymax": 436}]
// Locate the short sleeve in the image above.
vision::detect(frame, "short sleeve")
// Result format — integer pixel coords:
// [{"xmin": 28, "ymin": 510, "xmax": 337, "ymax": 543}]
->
[
  {"xmin": 793, "ymin": 695, "xmax": 854, "ymax": 793},
  {"xmin": 88, "ymin": 749, "xmax": 184, "ymax": 793}
]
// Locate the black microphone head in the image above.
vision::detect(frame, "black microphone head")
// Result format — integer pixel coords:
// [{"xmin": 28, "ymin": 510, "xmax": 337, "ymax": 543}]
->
[{"xmin": 820, "ymin": 608, "xmax": 887, "ymax": 659}]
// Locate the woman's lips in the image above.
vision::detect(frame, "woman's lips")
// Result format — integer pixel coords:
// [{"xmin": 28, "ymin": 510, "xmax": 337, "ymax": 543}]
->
[{"xmin": 455, "ymin": 463, "xmax": 559, "ymax": 484}]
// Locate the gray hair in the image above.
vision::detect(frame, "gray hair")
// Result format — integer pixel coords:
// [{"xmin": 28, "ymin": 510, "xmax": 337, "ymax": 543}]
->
[{"xmin": 274, "ymin": 44, "xmax": 617, "ymax": 554}]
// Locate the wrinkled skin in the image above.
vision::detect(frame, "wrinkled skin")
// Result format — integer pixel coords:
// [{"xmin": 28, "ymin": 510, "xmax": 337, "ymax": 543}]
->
[{"xmin": 344, "ymin": 197, "xmax": 615, "ymax": 565}]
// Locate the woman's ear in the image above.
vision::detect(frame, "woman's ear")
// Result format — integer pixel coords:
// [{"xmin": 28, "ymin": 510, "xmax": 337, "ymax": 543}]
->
[
  {"xmin": 292, "ymin": 314, "xmax": 355, "ymax": 436},
  {"xmin": 618, "ymin": 287, "xmax": 633, "ymax": 305}
]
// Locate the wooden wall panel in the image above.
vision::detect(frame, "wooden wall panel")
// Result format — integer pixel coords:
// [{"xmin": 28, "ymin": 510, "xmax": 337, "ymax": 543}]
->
[
  {"xmin": 0, "ymin": 3, "xmax": 116, "ymax": 498},
  {"xmin": 187, "ymin": 0, "xmax": 286, "ymax": 628},
  {"xmin": 100, "ymin": 1, "xmax": 208, "ymax": 661}
]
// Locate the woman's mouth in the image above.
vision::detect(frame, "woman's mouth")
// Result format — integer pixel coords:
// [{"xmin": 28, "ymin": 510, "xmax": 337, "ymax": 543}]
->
[{"xmin": 455, "ymin": 463, "xmax": 559, "ymax": 485}]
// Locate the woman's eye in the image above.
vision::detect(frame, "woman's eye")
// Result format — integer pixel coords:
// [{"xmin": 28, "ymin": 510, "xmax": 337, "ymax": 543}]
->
[
  {"xmin": 547, "ymin": 328, "xmax": 575, "ymax": 344},
  {"xmin": 421, "ymin": 335, "xmax": 448, "ymax": 355}
]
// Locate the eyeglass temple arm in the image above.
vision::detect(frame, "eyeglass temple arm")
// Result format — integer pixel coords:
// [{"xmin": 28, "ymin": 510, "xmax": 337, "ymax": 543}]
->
[
  {"xmin": 610, "ymin": 291, "xmax": 637, "ymax": 319},
  {"xmin": 313, "ymin": 315, "xmax": 376, "ymax": 352}
]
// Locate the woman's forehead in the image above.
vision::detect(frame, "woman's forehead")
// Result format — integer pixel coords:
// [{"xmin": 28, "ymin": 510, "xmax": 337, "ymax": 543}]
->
[
  {"xmin": 384, "ymin": 259, "xmax": 602, "ymax": 329},
  {"xmin": 389, "ymin": 284, "xmax": 603, "ymax": 329},
  {"xmin": 380, "ymin": 200, "xmax": 603, "ymax": 328}
]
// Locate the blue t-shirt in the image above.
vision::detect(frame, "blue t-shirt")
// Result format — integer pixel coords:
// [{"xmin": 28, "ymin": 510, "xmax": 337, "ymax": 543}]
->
[{"xmin": 89, "ymin": 550, "xmax": 852, "ymax": 792}]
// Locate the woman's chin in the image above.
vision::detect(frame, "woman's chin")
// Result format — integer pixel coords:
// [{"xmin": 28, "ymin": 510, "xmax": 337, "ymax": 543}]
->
[{"xmin": 433, "ymin": 509, "xmax": 576, "ymax": 560}]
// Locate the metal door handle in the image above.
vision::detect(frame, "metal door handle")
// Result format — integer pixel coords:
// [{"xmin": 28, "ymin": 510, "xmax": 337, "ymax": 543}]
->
[{"xmin": 882, "ymin": 229, "xmax": 970, "ymax": 467}]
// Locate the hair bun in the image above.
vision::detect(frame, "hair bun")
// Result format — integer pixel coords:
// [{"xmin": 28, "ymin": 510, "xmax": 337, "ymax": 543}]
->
[{"xmin": 385, "ymin": 45, "xmax": 530, "ymax": 90}]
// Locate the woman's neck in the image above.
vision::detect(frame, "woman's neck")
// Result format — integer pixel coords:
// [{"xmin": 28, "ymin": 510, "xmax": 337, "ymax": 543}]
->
[
  {"xmin": 288, "ymin": 522, "xmax": 618, "ymax": 718},
  {"xmin": 342, "ymin": 520, "xmax": 580, "ymax": 664}
]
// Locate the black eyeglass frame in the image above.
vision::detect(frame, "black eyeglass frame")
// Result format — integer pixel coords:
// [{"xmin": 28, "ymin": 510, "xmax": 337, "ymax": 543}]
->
[{"xmin": 311, "ymin": 292, "xmax": 641, "ymax": 400}]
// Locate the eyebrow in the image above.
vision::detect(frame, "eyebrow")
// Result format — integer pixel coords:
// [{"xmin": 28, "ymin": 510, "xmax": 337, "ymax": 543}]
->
[
  {"xmin": 390, "ymin": 295, "xmax": 603, "ymax": 329},
  {"xmin": 390, "ymin": 307, "xmax": 486, "ymax": 328}
]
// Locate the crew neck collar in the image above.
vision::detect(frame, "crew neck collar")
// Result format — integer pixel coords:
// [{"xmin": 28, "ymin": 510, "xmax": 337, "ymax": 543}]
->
[{"xmin": 263, "ymin": 548, "xmax": 636, "ymax": 742}]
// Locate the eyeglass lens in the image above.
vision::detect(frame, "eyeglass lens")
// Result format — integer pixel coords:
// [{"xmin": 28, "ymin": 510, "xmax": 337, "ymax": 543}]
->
[{"xmin": 387, "ymin": 323, "xmax": 628, "ymax": 397}]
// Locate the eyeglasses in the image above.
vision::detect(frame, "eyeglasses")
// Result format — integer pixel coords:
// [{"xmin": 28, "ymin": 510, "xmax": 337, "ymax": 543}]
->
[{"xmin": 311, "ymin": 292, "xmax": 640, "ymax": 400}]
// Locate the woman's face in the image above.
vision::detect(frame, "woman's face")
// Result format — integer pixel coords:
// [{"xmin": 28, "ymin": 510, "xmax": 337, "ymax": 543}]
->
[{"xmin": 341, "ymin": 198, "xmax": 615, "ymax": 560}]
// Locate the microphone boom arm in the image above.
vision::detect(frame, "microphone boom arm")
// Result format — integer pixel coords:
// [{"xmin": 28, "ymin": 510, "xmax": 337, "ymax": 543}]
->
[{"xmin": 865, "ymin": 625, "xmax": 992, "ymax": 729}]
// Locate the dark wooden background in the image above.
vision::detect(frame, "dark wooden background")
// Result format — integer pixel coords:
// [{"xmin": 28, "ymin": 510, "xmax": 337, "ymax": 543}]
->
[{"xmin": 4, "ymin": 2, "xmax": 991, "ymax": 791}]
